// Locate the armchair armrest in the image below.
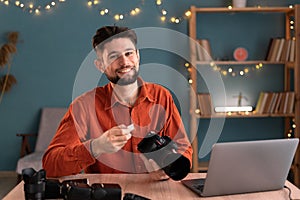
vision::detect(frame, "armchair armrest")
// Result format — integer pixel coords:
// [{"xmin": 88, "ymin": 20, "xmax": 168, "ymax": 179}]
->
[{"xmin": 16, "ymin": 133, "xmax": 37, "ymax": 158}]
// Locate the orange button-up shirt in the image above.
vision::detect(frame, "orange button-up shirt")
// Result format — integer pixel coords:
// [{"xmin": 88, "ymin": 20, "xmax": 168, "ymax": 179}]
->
[{"xmin": 43, "ymin": 78, "xmax": 192, "ymax": 177}]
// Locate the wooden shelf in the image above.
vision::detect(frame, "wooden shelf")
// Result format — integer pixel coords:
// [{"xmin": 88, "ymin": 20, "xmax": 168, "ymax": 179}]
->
[
  {"xmin": 189, "ymin": 5, "xmax": 300, "ymax": 187},
  {"xmin": 193, "ymin": 6, "xmax": 294, "ymax": 14},
  {"xmin": 195, "ymin": 60, "xmax": 287, "ymax": 65},
  {"xmin": 194, "ymin": 112, "xmax": 295, "ymax": 119}
]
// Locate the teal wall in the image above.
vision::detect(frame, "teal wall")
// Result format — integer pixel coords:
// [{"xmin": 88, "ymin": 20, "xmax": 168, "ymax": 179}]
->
[{"xmin": 0, "ymin": 0, "xmax": 298, "ymax": 170}]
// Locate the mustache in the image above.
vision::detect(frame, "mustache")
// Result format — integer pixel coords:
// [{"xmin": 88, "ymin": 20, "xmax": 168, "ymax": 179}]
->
[{"xmin": 116, "ymin": 65, "xmax": 134, "ymax": 72}]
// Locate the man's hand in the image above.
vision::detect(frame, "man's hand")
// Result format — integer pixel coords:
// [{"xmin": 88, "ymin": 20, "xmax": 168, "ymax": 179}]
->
[
  {"xmin": 90, "ymin": 124, "xmax": 133, "ymax": 157},
  {"xmin": 140, "ymin": 154, "xmax": 169, "ymax": 181}
]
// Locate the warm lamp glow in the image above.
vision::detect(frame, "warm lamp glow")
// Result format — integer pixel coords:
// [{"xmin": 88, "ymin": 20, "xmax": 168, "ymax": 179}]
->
[{"xmin": 215, "ymin": 106, "xmax": 253, "ymax": 113}]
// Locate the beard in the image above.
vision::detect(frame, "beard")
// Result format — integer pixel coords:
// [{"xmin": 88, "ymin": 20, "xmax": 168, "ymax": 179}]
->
[{"xmin": 105, "ymin": 67, "xmax": 139, "ymax": 86}]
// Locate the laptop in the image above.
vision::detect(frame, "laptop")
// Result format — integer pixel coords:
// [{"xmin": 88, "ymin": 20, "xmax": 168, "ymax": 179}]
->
[{"xmin": 181, "ymin": 138, "xmax": 299, "ymax": 197}]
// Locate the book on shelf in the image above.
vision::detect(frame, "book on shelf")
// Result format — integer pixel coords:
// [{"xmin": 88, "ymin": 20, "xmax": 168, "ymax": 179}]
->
[
  {"xmin": 287, "ymin": 92, "xmax": 295, "ymax": 114},
  {"xmin": 280, "ymin": 39, "xmax": 291, "ymax": 62},
  {"xmin": 266, "ymin": 38, "xmax": 280, "ymax": 61},
  {"xmin": 197, "ymin": 93, "xmax": 214, "ymax": 115},
  {"xmin": 254, "ymin": 92, "xmax": 268, "ymax": 114},
  {"xmin": 266, "ymin": 37, "xmax": 295, "ymax": 62},
  {"xmin": 254, "ymin": 91, "xmax": 295, "ymax": 114},
  {"xmin": 196, "ymin": 39, "xmax": 213, "ymax": 61},
  {"xmin": 289, "ymin": 38, "xmax": 296, "ymax": 62}
]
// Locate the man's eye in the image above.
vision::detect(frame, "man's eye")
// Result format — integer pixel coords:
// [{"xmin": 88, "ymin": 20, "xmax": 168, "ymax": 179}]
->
[
  {"xmin": 109, "ymin": 55, "xmax": 118, "ymax": 60},
  {"xmin": 125, "ymin": 51, "xmax": 134, "ymax": 56}
]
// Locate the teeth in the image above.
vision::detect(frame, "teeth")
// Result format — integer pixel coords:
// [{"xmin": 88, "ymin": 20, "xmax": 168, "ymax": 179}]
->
[{"xmin": 119, "ymin": 68, "xmax": 131, "ymax": 73}]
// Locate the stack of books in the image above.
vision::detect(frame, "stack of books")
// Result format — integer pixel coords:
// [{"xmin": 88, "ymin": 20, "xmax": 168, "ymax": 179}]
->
[
  {"xmin": 266, "ymin": 37, "xmax": 295, "ymax": 62},
  {"xmin": 255, "ymin": 91, "xmax": 295, "ymax": 114}
]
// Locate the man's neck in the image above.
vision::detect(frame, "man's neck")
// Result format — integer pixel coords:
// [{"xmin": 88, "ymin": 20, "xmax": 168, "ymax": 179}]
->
[{"xmin": 112, "ymin": 81, "xmax": 139, "ymax": 106}]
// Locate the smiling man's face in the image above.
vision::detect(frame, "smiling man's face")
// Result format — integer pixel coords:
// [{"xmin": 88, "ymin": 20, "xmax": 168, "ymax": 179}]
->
[{"xmin": 96, "ymin": 37, "xmax": 140, "ymax": 86}]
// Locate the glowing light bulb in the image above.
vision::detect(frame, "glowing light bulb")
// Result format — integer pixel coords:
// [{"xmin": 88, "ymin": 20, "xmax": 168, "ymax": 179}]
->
[
  {"xmin": 156, "ymin": 0, "xmax": 162, "ymax": 6},
  {"xmin": 35, "ymin": 9, "xmax": 40, "ymax": 14},
  {"xmin": 228, "ymin": 6, "xmax": 233, "ymax": 9},
  {"xmin": 161, "ymin": 9, "xmax": 167, "ymax": 15},
  {"xmin": 100, "ymin": 8, "xmax": 108, "ymax": 15},
  {"xmin": 188, "ymin": 79, "xmax": 193, "ymax": 84},
  {"xmin": 240, "ymin": 71, "xmax": 244, "ymax": 76},
  {"xmin": 51, "ymin": 2, "xmax": 55, "ymax": 6},
  {"xmin": 185, "ymin": 10, "xmax": 191, "ymax": 17},
  {"xmin": 114, "ymin": 14, "xmax": 124, "ymax": 20},
  {"xmin": 20, "ymin": 3, "xmax": 24, "ymax": 7},
  {"xmin": 15, "ymin": 1, "xmax": 20, "ymax": 6},
  {"xmin": 114, "ymin": 14, "xmax": 120, "ymax": 20},
  {"xmin": 130, "ymin": 10, "xmax": 136, "ymax": 15},
  {"xmin": 160, "ymin": 16, "xmax": 166, "ymax": 22},
  {"xmin": 29, "ymin": 3, "xmax": 34, "ymax": 9},
  {"xmin": 87, "ymin": 1, "xmax": 92, "ymax": 6},
  {"xmin": 185, "ymin": 63, "xmax": 190, "ymax": 68},
  {"xmin": 244, "ymin": 68, "xmax": 249, "ymax": 73},
  {"xmin": 93, "ymin": 0, "xmax": 99, "ymax": 5},
  {"xmin": 45, "ymin": 5, "xmax": 51, "ymax": 9},
  {"xmin": 135, "ymin": 8, "xmax": 140, "ymax": 13},
  {"xmin": 195, "ymin": 109, "xmax": 200, "ymax": 114},
  {"xmin": 4, "ymin": 0, "xmax": 9, "ymax": 5},
  {"xmin": 228, "ymin": 68, "xmax": 233, "ymax": 73}
]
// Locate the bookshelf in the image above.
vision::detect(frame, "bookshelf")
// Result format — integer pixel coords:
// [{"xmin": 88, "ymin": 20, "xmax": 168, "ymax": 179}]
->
[{"xmin": 188, "ymin": 5, "xmax": 300, "ymax": 186}]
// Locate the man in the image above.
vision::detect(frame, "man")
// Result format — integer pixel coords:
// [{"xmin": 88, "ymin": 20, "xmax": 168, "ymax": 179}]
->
[{"xmin": 42, "ymin": 26, "xmax": 192, "ymax": 180}]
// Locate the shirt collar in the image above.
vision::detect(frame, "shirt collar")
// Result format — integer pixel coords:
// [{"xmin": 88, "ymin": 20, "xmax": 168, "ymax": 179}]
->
[{"xmin": 104, "ymin": 77, "xmax": 156, "ymax": 110}]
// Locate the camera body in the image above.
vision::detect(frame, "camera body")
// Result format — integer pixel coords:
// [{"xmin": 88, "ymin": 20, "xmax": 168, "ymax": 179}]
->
[
  {"xmin": 22, "ymin": 168, "xmax": 121, "ymax": 200},
  {"xmin": 137, "ymin": 131, "xmax": 190, "ymax": 181}
]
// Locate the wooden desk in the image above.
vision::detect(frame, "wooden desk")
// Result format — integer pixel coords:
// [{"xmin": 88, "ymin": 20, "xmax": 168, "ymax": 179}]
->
[{"xmin": 3, "ymin": 173, "xmax": 300, "ymax": 200}]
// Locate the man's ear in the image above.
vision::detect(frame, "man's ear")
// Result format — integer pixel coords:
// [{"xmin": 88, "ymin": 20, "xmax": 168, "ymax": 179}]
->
[
  {"xmin": 136, "ymin": 49, "xmax": 140, "ymax": 61},
  {"xmin": 94, "ymin": 59, "xmax": 105, "ymax": 73}
]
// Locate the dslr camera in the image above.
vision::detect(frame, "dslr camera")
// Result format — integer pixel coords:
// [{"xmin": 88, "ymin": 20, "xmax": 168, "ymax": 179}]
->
[
  {"xmin": 22, "ymin": 168, "xmax": 121, "ymax": 200},
  {"xmin": 137, "ymin": 131, "xmax": 190, "ymax": 181}
]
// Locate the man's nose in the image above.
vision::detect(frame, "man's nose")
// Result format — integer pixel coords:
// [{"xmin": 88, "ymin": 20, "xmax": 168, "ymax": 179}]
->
[{"xmin": 118, "ymin": 54, "xmax": 130, "ymax": 65}]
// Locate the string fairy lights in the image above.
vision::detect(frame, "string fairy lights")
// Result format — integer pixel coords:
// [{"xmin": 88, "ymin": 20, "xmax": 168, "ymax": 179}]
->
[
  {"xmin": 185, "ymin": 61, "xmax": 264, "ymax": 84},
  {"xmin": 86, "ymin": 0, "xmax": 144, "ymax": 21},
  {"xmin": 155, "ymin": 0, "xmax": 191, "ymax": 24},
  {"xmin": 0, "ymin": 0, "xmax": 66, "ymax": 15}
]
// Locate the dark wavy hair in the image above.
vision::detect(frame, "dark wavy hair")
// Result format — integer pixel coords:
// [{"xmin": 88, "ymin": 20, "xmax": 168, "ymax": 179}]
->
[{"xmin": 92, "ymin": 26, "xmax": 137, "ymax": 51}]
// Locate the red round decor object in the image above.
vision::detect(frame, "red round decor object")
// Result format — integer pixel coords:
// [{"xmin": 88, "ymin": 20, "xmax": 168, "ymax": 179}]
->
[{"xmin": 233, "ymin": 47, "xmax": 248, "ymax": 61}]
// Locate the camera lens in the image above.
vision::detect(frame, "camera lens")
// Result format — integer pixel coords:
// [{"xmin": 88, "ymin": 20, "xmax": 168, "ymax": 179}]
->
[
  {"xmin": 162, "ymin": 154, "xmax": 190, "ymax": 180},
  {"xmin": 22, "ymin": 168, "xmax": 46, "ymax": 200},
  {"xmin": 138, "ymin": 132, "xmax": 190, "ymax": 180}
]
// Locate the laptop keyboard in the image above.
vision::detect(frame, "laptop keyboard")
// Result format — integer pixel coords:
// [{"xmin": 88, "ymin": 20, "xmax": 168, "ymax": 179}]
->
[
  {"xmin": 181, "ymin": 178, "xmax": 205, "ymax": 195},
  {"xmin": 192, "ymin": 183, "xmax": 204, "ymax": 192}
]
